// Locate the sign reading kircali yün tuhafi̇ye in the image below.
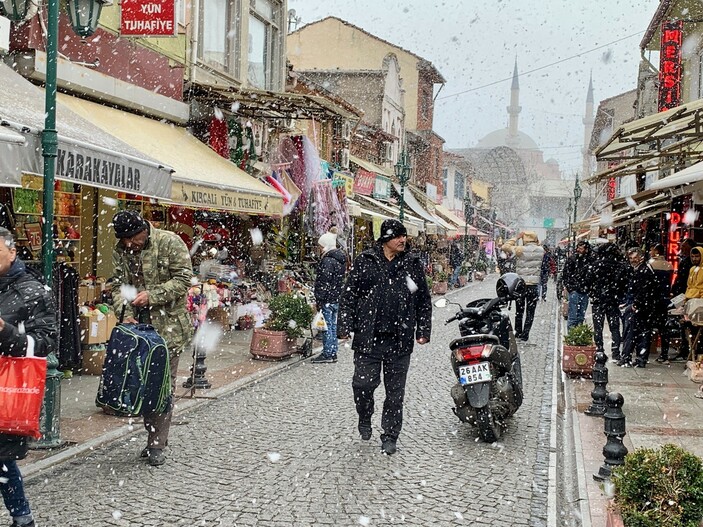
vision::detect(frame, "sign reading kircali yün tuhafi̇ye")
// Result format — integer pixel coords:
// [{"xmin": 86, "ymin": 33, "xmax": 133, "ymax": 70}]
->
[{"xmin": 121, "ymin": 0, "xmax": 176, "ymax": 37}]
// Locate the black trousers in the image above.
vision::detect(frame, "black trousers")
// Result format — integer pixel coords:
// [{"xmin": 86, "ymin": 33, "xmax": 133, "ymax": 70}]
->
[
  {"xmin": 515, "ymin": 285, "xmax": 539, "ymax": 339},
  {"xmin": 592, "ymin": 301, "xmax": 621, "ymax": 357},
  {"xmin": 352, "ymin": 335, "xmax": 412, "ymax": 442},
  {"xmin": 621, "ymin": 307, "xmax": 651, "ymax": 365}
]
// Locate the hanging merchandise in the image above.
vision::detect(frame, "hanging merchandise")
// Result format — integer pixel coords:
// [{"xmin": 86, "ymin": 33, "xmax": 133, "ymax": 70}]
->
[
  {"xmin": 228, "ymin": 118, "xmax": 245, "ymax": 167},
  {"xmin": 209, "ymin": 113, "xmax": 229, "ymax": 158},
  {"xmin": 280, "ymin": 169, "xmax": 302, "ymax": 217},
  {"xmin": 265, "ymin": 174, "xmax": 292, "ymax": 205},
  {"xmin": 279, "ymin": 135, "xmax": 322, "ymax": 212},
  {"xmin": 313, "ymin": 180, "xmax": 348, "ymax": 235}
]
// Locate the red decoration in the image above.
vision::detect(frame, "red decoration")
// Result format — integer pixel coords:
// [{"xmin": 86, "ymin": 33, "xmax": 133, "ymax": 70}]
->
[
  {"xmin": 209, "ymin": 117, "xmax": 230, "ymax": 159},
  {"xmin": 658, "ymin": 21, "xmax": 683, "ymax": 112}
]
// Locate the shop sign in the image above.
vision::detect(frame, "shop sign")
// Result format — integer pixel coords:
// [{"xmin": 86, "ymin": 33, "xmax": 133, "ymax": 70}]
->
[
  {"xmin": 543, "ymin": 218, "xmax": 554, "ymax": 229},
  {"xmin": 353, "ymin": 168, "xmax": 375, "ymax": 196},
  {"xmin": 121, "ymin": 0, "xmax": 177, "ymax": 37},
  {"xmin": 607, "ymin": 177, "xmax": 617, "ymax": 201},
  {"xmin": 173, "ymin": 182, "xmax": 283, "ymax": 216},
  {"xmin": 658, "ymin": 20, "xmax": 683, "ymax": 112},
  {"xmin": 373, "ymin": 175, "xmax": 391, "ymax": 200},
  {"xmin": 667, "ymin": 209, "xmax": 684, "ymax": 281},
  {"xmin": 333, "ymin": 171, "xmax": 355, "ymax": 197}
]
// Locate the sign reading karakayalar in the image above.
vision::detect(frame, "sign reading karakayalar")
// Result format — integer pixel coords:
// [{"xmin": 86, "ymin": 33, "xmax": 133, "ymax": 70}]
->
[
  {"xmin": 57, "ymin": 147, "xmax": 142, "ymax": 192},
  {"xmin": 121, "ymin": 0, "xmax": 177, "ymax": 37},
  {"xmin": 174, "ymin": 182, "xmax": 283, "ymax": 216}
]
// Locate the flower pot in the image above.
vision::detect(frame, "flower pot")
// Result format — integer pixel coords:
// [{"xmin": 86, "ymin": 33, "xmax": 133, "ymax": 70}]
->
[
  {"xmin": 605, "ymin": 501, "xmax": 624, "ymax": 527},
  {"xmin": 432, "ymin": 281, "xmax": 448, "ymax": 295},
  {"xmin": 458, "ymin": 276, "xmax": 467, "ymax": 287},
  {"xmin": 249, "ymin": 328, "xmax": 296, "ymax": 360},
  {"xmin": 562, "ymin": 344, "xmax": 597, "ymax": 376},
  {"xmin": 474, "ymin": 271, "xmax": 486, "ymax": 281}
]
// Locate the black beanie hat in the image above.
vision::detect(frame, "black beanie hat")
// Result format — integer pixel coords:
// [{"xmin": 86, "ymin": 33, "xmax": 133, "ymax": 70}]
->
[
  {"xmin": 377, "ymin": 219, "xmax": 408, "ymax": 244},
  {"xmin": 112, "ymin": 210, "xmax": 148, "ymax": 239}
]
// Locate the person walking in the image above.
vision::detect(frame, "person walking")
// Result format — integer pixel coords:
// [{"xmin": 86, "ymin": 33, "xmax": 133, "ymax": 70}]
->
[
  {"xmin": 312, "ymin": 228, "xmax": 346, "ymax": 364},
  {"xmin": 619, "ymin": 247, "xmax": 658, "ymax": 368},
  {"xmin": 448, "ymin": 241, "xmax": 464, "ymax": 289},
  {"xmin": 562, "ymin": 241, "xmax": 594, "ymax": 330},
  {"xmin": 511, "ymin": 232, "xmax": 544, "ymax": 342},
  {"xmin": 588, "ymin": 243, "xmax": 629, "ymax": 362},
  {"xmin": 649, "ymin": 244, "xmax": 674, "ymax": 364},
  {"xmin": 338, "ymin": 219, "xmax": 432, "ymax": 455},
  {"xmin": 539, "ymin": 245, "xmax": 556, "ymax": 301},
  {"xmin": 671, "ymin": 238, "xmax": 696, "ymax": 362},
  {"xmin": 0, "ymin": 227, "xmax": 57, "ymax": 527},
  {"xmin": 111, "ymin": 210, "xmax": 194, "ymax": 466}
]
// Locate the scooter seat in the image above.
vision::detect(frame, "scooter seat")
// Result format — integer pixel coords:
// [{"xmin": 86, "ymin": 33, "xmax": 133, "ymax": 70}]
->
[{"xmin": 449, "ymin": 334, "xmax": 500, "ymax": 351}]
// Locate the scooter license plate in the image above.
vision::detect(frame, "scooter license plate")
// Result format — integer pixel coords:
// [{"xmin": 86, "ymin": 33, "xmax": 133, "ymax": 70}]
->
[{"xmin": 458, "ymin": 363, "xmax": 492, "ymax": 386}]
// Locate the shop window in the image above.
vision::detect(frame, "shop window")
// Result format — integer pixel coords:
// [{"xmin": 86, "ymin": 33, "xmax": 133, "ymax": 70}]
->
[
  {"xmin": 454, "ymin": 171, "xmax": 465, "ymax": 200},
  {"xmin": 201, "ymin": 0, "xmax": 241, "ymax": 78},
  {"xmin": 176, "ymin": 0, "xmax": 186, "ymax": 26},
  {"xmin": 442, "ymin": 168, "xmax": 448, "ymax": 197},
  {"xmin": 248, "ymin": 0, "xmax": 282, "ymax": 90}
]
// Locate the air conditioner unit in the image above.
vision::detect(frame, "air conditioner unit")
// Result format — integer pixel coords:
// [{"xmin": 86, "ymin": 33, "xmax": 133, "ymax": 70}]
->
[{"xmin": 341, "ymin": 148, "xmax": 350, "ymax": 169}]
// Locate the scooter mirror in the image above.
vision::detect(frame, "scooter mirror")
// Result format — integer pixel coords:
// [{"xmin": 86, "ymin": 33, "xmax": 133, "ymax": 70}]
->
[{"xmin": 434, "ymin": 298, "xmax": 448, "ymax": 308}]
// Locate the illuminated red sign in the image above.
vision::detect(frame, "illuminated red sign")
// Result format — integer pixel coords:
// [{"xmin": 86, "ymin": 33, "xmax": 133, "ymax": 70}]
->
[
  {"xmin": 121, "ymin": 0, "xmax": 176, "ymax": 37},
  {"xmin": 607, "ymin": 177, "xmax": 616, "ymax": 201},
  {"xmin": 353, "ymin": 168, "xmax": 375, "ymax": 196},
  {"xmin": 658, "ymin": 20, "xmax": 683, "ymax": 112}
]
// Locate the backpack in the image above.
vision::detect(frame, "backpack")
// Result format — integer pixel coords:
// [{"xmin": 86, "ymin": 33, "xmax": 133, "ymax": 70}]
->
[{"xmin": 95, "ymin": 323, "xmax": 171, "ymax": 416}]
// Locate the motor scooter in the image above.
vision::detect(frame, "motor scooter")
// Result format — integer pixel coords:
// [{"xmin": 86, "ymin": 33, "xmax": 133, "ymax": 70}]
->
[{"xmin": 435, "ymin": 273, "xmax": 525, "ymax": 442}]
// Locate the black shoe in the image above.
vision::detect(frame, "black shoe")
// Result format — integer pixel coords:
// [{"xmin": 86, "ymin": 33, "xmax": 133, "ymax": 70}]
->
[
  {"xmin": 520, "ymin": 335, "xmax": 529, "ymax": 342},
  {"xmin": 671, "ymin": 355, "xmax": 688, "ymax": 363},
  {"xmin": 311, "ymin": 354, "xmax": 337, "ymax": 364},
  {"xmin": 381, "ymin": 439, "xmax": 397, "ymax": 455},
  {"xmin": 148, "ymin": 448, "xmax": 166, "ymax": 466},
  {"xmin": 10, "ymin": 520, "xmax": 35, "ymax": 527},
  {"xmin": 617, "ymin": 358, "xmax": 632, "ymax": 368},
  {"xmin": 634, "ymin": 362, "xmax": 646, "ymax": 369},
  {"xmin": 655, "ymin": 357, "xmax": 669, "ymax": 364},
  {"xmin": 359, "ymin": 424, "xmax": 372, "ymax": 441},
  {"xmin": 140, "ymin": 446, "xmax": 149, "ymax": 458}
]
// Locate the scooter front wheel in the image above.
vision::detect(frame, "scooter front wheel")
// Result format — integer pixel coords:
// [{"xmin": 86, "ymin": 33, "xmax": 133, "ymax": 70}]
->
[{"xmin": 475, "ymin": 405, "xmax": 501, "ymax": 443}]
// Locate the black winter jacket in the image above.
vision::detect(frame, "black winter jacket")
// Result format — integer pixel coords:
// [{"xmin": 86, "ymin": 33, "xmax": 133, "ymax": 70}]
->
[
  {"xmin": 672, "ymin": 255, "xmax": 693, "ymax": 297},
  {"xmin": 338, "ymin": 245, "xmax": 432, "ymax": 355},
  {"xmin": 563, "ymin": 252, "xmax": 594, "ymax": 294},
  {"xmin": 625, "ymin": 262, "xmax": 659, "ymax": 323},
  {"xmin": 588, "ymin": 247, "xmax": 630, "ymax": 305},
  {"xmin": 0, "ymin": 259, "xmax": 57, "ymax": 460},
  {"xmin": 314, "ymin": 248, "xmax": 346, "ymax": 305}
]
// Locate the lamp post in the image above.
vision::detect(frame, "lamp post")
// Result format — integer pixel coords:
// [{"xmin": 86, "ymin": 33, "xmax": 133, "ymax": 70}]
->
[
  {"xmin": 0, "ymin": 0, "xmax": 106, "ymax": 448},
  {"xmin": 573, "ymin": 174, "xmax": 582, "ymax": 248},
  {"xmin": 395, "ymin": 149, "xmax": 411, "ymax": 222},
  {"xmin": 566, "ymin": 198, "xmax": 573, "ymax": 250}
]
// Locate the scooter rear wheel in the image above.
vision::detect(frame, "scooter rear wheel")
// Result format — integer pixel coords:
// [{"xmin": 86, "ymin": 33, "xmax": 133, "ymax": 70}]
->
[{"xmin": 476, "ymin": 405, "xmax": 501, "ymax": 443}]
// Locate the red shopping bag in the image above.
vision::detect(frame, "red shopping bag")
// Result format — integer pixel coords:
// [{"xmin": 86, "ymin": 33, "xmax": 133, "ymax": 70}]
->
[{"xmin": 0, "ymin": 354, "xmax": 47, "ymax": 438}]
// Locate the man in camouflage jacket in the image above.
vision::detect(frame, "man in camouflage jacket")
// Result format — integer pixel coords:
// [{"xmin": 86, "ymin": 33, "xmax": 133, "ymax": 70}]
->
[{"xmin": 111, "ymin": 210, "xmax": 193, "ymax": 466}]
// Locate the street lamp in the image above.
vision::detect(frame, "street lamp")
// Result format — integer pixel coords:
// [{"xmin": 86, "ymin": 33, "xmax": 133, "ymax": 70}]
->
[
  {"xmin": 1, "ymin": 0, "xmax": 106, "ymax": 448},
  {"xmin": 395, "ymin": 149, "xmax": 411, "ymax": 221},
  {"xmin": 573, "ymin": 174, "xmax": 582, "ymax": 247},
  {"xmin": 566, "ymin": 198, "xmax": 573, "ymax": 250}
]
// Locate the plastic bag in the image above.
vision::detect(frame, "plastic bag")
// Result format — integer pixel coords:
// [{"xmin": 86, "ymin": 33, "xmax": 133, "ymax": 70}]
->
[
  {"xmin": 0, "ymin": 352, "xmax": 47, "ymax": 438},
  {"xmin": 312, "ymin": 311, "xmax": 328, "ymax": 332}
]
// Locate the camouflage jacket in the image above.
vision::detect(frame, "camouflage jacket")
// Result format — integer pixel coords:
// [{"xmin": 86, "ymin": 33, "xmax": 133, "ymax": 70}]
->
[{"xmin": 112, "ymin": 225, "xmax": 193, "ymax": 354}]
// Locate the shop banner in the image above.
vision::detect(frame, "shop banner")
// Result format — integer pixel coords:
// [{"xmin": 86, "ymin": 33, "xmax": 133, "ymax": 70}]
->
[
  {"xmin": 333, "ymin": 171, "xmax": 354, "ymax": 197},
  {"xmin": 373, "ymin": 175, "xmax": 391, "ymax": 200},
  {"xmin": 353, "ymin": 168, "xmax": 375, "ymax": 196},
  {"xmin": 172, "ymin": 181, "xmax": 283, "ymax": 216},
  {"xmin": 372, "ymin": 216, "xmax": 383, "ymax": 239},
  {"xmin": 121, "ymin": 0, "xmax": 177, "ymax": 37}
]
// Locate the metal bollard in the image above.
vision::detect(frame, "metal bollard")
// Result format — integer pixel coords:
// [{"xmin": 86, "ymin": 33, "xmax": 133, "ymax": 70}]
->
[
  {"xmin": 585, "ymin": 351, "xmax": 608, "ymax": 416},
  {"xmin": 183, "ymin": 343, "xmax": 211, "ymax": 390},
  {"xmin": 30, "ymin": 353, "xmax": 64, "ymax": 449},
  {"xmin": 593, "ymin": 392, "xmax": 628, "ymax": 482}
]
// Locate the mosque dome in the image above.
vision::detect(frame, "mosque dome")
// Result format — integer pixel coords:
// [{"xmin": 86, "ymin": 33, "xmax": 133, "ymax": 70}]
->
[{"xmin": 475, "ymin": 128, "xmax": 540, "ymax": 151}]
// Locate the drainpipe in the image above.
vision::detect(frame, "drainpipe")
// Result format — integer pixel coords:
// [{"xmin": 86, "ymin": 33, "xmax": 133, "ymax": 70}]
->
[{"xmin": 189, "ymin": 0, "xmax": 200, "ymax": 84}]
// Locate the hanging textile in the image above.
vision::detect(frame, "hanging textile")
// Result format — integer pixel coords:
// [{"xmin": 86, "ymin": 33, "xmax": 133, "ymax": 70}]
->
[
  {"xmin": 228, "ymin": 118, "xmax": 245, "ymax": 166},
  {"xmin": 278, "ymin": 135, "xmax": 322, "ymax": 212},
  {"xmin": 312, "ymin": 180, "xmax": 349, "ymax": 235},
  {"xmin": 280, "ymin": 169, "xmax": 302, "ymax": 217},
  {"xmin": 208, "ymin": 116, "xmax": 229, "ymax": 158},
  {"xmin": 53, "ymin": 263, "xmax": 81, "ymax": 370}
]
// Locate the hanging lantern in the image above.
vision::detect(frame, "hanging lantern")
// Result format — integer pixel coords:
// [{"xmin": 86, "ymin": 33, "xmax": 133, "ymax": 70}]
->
[
  {"xmin": 0, "ymin": 0, "xmax": 32, "ymax": 23},
  {"xmin": 66, "ymin": 0, "xmax": 107, "ymax": 38}
]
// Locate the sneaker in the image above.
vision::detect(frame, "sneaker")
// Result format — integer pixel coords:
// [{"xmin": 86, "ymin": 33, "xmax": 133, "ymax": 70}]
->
[
  {"xmin": 140, "ymin": 446, "xmax": 149, "ymax": 458},
  {"xmin": 655, "ymin": 357, "xmax": 669, "ymax": 364},
  {"xmin": 11, "ymin": 519, "xmax": 35, "ymax": 527},
  {"xmin": 358, "ymin": 423, "xmax": 372, "ymax": 441},
  {"xmin": 148, "ymin": 448, "xmax": 166, "ymax": 466},
  {"xmin": 617, "ymin": 358, "xmax": 632, "ymax": 368},
  {"xmin": 381, "ymin": 439, "xmax": 397, "ymax": 455},
  {"xmin": 311, "ymin": 354, "xmax": 337, "ymax": 364}
]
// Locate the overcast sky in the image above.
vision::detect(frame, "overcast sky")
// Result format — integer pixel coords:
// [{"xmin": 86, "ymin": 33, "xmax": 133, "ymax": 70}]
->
[{"xmin": 288, "ymin": 0, "xmax": 661, "ymax": 177}]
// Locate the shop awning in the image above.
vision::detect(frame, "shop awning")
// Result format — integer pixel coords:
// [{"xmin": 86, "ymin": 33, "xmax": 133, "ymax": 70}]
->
[
  {"xmin": 348, "ymin": 199, "xmax": 421, "ymax": 237},
  {"xmin": 392, "ymin": 183, "xmax": 445, "ymax": 234},
  {"xmin": 0, "ymin": 63, "xmax": 173, "ymax": 199},
  {"xmin": 610, "ymin": 197, "xmax": 670, "ymax": 226},
  {"xmin": 351, "ymin": 195, "xmax": 424, "ymax": 236},
  {"xmin": 588, "ymin": 97, "xmax": 703, "ymax": 183},
  {"xmin": 58, "ymin": 94, "xmax": 283, "ymax": 216},
  {"xmin": 0, "ymin": 127, "xmax": 25, "ymax": 188},
  {"xmin": 349, "ymin": 155, "xmax": 394, "ymax": 178},
  {"xmin": 650, "ymin": 160, "xmax": 703, "ymax": 191},
  {"xmin": 434, "ymin": 203, "xmax": 488, "ymax": 236}
]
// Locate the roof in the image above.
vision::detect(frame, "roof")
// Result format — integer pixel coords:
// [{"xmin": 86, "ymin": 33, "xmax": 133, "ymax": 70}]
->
[
  {"xmin": 640, "ymin": 0, "xmax": 673, "ymax": 49},
  {"xmin": 291, "ymin": 16, "xmax": 446, "ymax": 84},
  {"xmin": 476, "ymin": 128, "xmax": 540, "ymax": 151}
]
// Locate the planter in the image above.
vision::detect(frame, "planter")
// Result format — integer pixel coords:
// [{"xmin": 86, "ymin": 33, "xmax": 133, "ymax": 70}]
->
[
  {"xmin": 605, "ymin": 502, "xmax": 624, "ymax": 527},
  {"xmin": 474, "ymin": 271, "xmax": 486, "ymax": 281},
  {"xmin": 249, "ymin": 328, "xmax": 296, "ymax": 360},
  {"xmin": 562, "ymin": 344, "xmax": 597, "ymax": 376},
  {"xmin": 432, "ymin": 281, "xmax": 448, "ymax": 295},
  {"xmin": 458, "ymin": 276, "xmax": 467, "ymax": 287}
]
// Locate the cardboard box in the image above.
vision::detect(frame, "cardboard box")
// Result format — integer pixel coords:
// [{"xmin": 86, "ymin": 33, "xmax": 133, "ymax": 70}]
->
[
  {"xmin": 105, "ymin": 311, "xmax": 117, "ymax": 339},
  {"xmin": 81, "ymin": 346, "xmax": 106, "ymax": 375},
  {"xmin": 78, "ymin": 285, "xmax": 97, "ymax": 305},
  {"xmin": 80, "ymin": 313, "xmax": 108, "ymax": 344}
]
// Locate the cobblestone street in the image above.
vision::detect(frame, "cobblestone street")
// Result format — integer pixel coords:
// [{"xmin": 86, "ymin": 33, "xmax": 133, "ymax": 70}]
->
[{"xmin": 22, "ymin": 278, "xmax": 557, "ymax": 527}]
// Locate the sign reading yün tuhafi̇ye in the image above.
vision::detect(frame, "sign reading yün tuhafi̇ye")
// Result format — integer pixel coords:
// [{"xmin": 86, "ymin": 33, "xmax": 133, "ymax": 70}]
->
[{"xmin": 121, "ymin": 0, "xmax": 176, "ymax": 37}]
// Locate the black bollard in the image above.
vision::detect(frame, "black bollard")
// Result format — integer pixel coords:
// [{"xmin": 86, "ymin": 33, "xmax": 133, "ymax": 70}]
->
[
  {"xmin": 593, "ymin": 392, "xmax": 628, "ymax": 482},
  {"xmin": 585, "ymin": 351, "xmax": 608, "ymax": 416},
  {"xmin": 183, "ymin": 343, "xmax": 212, "ymax": 390}
]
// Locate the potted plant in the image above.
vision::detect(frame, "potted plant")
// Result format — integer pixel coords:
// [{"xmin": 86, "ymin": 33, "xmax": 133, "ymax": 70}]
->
[
  {"xmin": 426, "ymin": 275, "xmax": 434, "ymax": 291},
  {"xmin": 459, "ymin": 262, "xmax": 472, "ymax": 287},
  {"xmin": 236, "ymin": 314, "xmax": 255, "ymax": 330},
  {"xmin": 609, "ymin": 443, "xmax": 703, "ymax": 527},
  {"xmin": 432, "ymin": 271, "xmax": 448, "ymax": 295},
  {"xmin": 562, "ymin": 323, "xmax": 597, "ymax": 376},
  {"xmin": 250, "ymin": 293, "xmax": 313, "ymax": 360},
  {"xmin": 474, "ymin": 259, "xmax": 488, "ymax": 281}
]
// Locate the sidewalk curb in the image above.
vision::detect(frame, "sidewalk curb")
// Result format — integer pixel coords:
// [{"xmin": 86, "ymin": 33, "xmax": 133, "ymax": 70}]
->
[
  {"xmin": 22, "ymin": 346, "xmax": 321, "ymax": 480},
  {"xmin": 548, "ymin": 298, "xmax": 559, "ymax": 526}
]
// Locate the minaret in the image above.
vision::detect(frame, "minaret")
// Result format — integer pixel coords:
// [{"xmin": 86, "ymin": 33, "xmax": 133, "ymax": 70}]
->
[
  {"xmin": 506, "ymin": 58, "xmax": 521, "ymax": 148},
  {"xmin": 582, "ymin": 74, "xmax": 595, "ymax": 178}
]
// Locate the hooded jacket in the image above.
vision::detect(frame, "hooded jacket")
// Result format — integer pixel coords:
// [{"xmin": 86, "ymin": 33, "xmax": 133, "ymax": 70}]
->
[
  {"xmin": 0, "ymin": 259, "xmax": 57, "ymax": 460},
  {"xmin": 314, "ymin": 248, "xmax": 346, "ymax": 305},
  {"xmin": 686, "ymin": 247, "xmax": 703, "ymax": 299},
  {"xmin": 588, "ymin": 243, "xmax": 630, "ymax": 304},
  {"xmin": 338, "ymin": 244, "xmax": 432, "ymax": 355}
]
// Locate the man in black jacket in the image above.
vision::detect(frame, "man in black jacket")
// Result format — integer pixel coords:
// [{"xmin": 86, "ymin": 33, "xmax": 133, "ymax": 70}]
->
[
  {"xmin": 312, "ymin": 228, "xmax": 346, "ymax": 364},
  {"xmin": 338, "ymin": 219, "xmax": 432, "ymax": 455},
  {"xmin": 0, "ymin": 228, "xmax": 57, "ymax": 527},
  {"xmin": 588, "ymin": 243, "xmax": 629, "ymax": 361},
  {"xmin": 562, "ymin": 241, "xmax": 594, "ymax": 329}
]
